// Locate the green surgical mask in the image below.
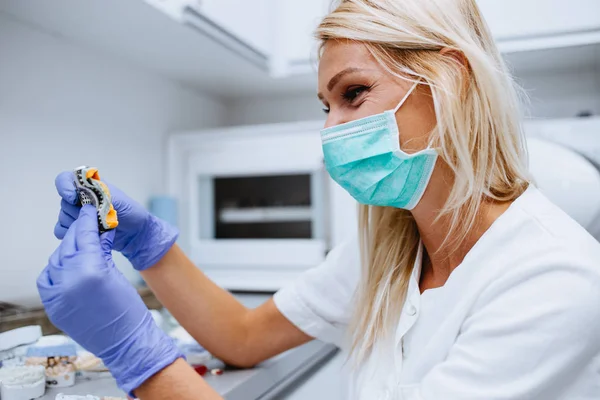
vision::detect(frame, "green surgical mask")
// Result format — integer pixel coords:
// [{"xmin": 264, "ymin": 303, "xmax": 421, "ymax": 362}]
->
[{"xmin": 321, "ymin": 80, "xmax": 438, "ymax": 210}]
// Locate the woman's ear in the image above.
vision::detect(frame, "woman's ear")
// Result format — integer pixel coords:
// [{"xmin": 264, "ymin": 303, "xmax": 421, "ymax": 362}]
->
[{"xmin": 440, "ymin": 47, "xmax": 470, "ymax": 73}]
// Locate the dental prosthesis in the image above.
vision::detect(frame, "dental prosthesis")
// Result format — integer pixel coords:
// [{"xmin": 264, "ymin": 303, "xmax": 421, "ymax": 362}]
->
[
  {"xmin": 73, "ymin": 166, "xmax": 118, "ymax": 233},
  {"xmin": 0, "ymin": 365, "xmax": 46, "ymax": 400},
  {"xmin": 73, "ymin": 351, "xmax": 106, "ymax": 373},
  {"xmin": 26, "ymin": 336, "xmax": 77, "ymax": 388}
]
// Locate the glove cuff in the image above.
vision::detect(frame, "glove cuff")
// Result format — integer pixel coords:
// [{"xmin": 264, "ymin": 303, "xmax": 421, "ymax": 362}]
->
[
  {"xmin": 122, "ymin": 215, "xmax": 179, "ymax": 271},
  {"xmin": 100, "ymin": 313, "xmax": 185, "ymax": 397}
]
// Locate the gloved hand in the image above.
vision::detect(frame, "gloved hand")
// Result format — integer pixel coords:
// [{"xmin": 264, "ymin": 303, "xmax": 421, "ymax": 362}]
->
[
  {"xmin": 54, "ymin": 171, "xmax": 178, "ymax": 270},
  {"xmin": 38, "ymin": 205, "xmax": 183, "ymax": 396}
]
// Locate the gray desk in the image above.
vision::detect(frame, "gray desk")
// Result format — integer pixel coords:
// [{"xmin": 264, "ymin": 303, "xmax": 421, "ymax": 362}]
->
[{"xmin": 40, "ymin": 341, "xmax": 338, "ymax": 400}]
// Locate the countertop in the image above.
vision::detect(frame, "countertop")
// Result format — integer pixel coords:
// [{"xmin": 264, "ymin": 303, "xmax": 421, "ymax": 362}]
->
[
  {"xmin": 15, "ymin": 293, "xmax": 337, "ymax": 399},
  {"xmin": 40, "ymin": 340, "xmax": 337, "ymax": 400}
]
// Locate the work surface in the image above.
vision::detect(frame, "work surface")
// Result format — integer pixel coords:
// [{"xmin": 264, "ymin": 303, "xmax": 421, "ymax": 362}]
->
[
  {"xmin": 40, "ymin": 340, "xmax": 337, "ymax": 400},
  {"xmin": 36, "ymin": 293, "xmax": 337, "ymax": 399}
]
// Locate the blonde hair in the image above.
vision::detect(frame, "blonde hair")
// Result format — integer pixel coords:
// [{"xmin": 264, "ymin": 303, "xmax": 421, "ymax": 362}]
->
[{"xmin": 316, "ymin": 0, "xmax": 531, "ymax": 363}]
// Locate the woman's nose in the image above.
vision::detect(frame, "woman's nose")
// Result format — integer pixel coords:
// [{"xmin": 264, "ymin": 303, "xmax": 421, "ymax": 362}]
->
[{"xmin": 324, "ymin": 112, "xmax": 349, "ymax": 129}]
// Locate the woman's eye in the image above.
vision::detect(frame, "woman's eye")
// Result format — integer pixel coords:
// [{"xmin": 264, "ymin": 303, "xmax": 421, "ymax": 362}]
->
[
  {"xmin": 322, "ymin": 107, "xmax": 330, "ymax": 114},
  {"xmin": 342, "ymin": 86, "xmax": 369, "ymax": 103}
]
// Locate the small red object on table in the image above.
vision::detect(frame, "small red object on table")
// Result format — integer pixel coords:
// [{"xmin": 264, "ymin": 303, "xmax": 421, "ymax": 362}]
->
[{"xmin": 193, "ymin": 365, "xmax": 208, "ymax": 376}]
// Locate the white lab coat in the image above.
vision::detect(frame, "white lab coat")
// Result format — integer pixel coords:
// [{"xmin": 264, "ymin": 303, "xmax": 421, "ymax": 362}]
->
[{"xmin": 274, "ymin": 186, "xmax": 600, "ymax": 399}]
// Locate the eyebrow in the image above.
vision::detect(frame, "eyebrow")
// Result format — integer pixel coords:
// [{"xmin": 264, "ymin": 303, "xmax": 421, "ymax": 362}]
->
[{"xmin": 317, "ymin": 67, "xmax": 364, "ymax": 100}]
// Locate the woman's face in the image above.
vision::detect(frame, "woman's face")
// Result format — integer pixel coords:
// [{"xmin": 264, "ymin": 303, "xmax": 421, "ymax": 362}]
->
[{"xmin": 317, "ymin": 40, "xmax": 437, "ymax": 154}]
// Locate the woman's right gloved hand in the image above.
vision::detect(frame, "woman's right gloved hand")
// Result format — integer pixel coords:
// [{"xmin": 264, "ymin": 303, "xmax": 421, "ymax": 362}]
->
[
  {"xmin": 39, "ymin": 205, "xmax": 183, "ymax": 396},
  {"xmin": 54, "ymin": 171, "xmax": 178, "ymax": 271}
]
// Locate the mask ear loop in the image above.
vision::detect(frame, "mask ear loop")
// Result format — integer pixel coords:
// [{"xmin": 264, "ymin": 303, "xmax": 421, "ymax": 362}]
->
[
  {"xmin": 392, "ymin": 79, "xmax": 422, "ymax": 114},
  {"xmin": 393, "ymin": 79, "xmax": 439, "ymax": 153}
]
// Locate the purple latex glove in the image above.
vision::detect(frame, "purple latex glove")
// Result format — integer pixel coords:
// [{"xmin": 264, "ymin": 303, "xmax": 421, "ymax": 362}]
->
[
  {"xmin": 54, "ymin": 171, "xmax": 178, "ymax": 270},
  {"xmin": 38, "ymin": 205, "xmax": 183, "ymax": 396}
]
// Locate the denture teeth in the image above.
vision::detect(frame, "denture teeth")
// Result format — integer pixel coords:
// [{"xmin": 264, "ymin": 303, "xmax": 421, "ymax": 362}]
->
[{"xmin": 73, "ymin": 166, "xmax": 117, "ymax": 233}]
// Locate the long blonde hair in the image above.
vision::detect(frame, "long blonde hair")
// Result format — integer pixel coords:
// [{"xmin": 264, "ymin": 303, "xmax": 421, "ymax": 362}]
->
[{"xmin": 316, "ymin": 0, "xmax": 531, "ymax": 363}]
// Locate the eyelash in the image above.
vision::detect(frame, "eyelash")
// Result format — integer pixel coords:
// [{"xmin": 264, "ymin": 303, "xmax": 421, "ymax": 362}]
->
[
  {"xmin": 343, "ymin": 85, "xmax": 370, "ymax": 103},
  {"xmin": 322, "ymin": 85, "xmax": 371, "ymax": 114}
]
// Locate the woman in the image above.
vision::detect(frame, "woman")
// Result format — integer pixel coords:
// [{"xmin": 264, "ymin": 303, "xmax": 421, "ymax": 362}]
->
[{"xmin": 39, "ymin": 0, "xmax": 600, "ymax": 399}]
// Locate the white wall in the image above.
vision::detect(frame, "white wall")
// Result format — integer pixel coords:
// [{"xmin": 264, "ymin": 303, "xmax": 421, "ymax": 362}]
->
[
  {"xmin": 226, "ymin": 93, "xmax": 325, "ymax": 126},
  {"xmin": 0, "ymin": 14, "xmax": 226, "ymax": 306}
]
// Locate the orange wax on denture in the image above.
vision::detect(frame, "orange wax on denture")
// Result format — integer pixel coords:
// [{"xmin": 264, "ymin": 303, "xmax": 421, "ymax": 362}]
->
[
  {"xmin": 106, "ymin": 204, "xmax": 118, "ymax": 229},
  {"xmin": 86, "ymin": 169, "xmax": 119, "ymax": 229},
  {"xmin": 86, "ymin": 168, "xmax": 100, "ymax": 180}
]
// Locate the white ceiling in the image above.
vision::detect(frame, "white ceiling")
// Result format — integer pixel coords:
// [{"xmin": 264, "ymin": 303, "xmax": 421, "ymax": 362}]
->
[{"xmin": 1, "ymin": 0, "xmax": 598, "ymax": 100}]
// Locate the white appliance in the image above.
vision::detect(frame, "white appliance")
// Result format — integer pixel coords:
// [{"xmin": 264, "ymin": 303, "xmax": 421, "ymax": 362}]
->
[
  {"xmin": 527, "ymin": 137, "xmax": 600, "ymax": 228},
  {"xmin": 168, "ymin": 121, "xmax": 335, "ymax": 291},
  {"xmin": 525, "ymin": 117, "xmax": 600, "ymax": 235}
]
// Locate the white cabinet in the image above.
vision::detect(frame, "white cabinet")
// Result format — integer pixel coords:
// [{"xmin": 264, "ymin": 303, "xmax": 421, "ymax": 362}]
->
[
  {"xmin": 199, "ymin": 0, "xmax": 273, "ymax": 56},
  {"xmin": 142, "ymin": 0, "xmax": 331, "ymax": 76},
  {"xmin": 478, "ymin": 0, "xmax": 600, "ymax": 40},
  {"xmin": 168, "ymin": 121, "xmax": 335, "ymax": 291},
  {"xmin": 272, "ymin": 0, "xmax": 330, "ymax": 75},
  {"xmin": 272, "ymin": 0, "xmax": 600, "ymax": 75}
]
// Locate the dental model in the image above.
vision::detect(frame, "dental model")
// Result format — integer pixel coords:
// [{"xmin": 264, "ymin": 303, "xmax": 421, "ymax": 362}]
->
[
  {"xmin": 0, "ymin": 345, "xmax": 30, "ymax": 369},
  {"xmin": 0, "ymin": 326, "xmax": 42, "ymax": 353},
  {"xmin": 25, "ymin": 356, "xmax": 76, "ymax": 388},
  {"xmin": 73, "ymin": 166, "xmax": 118, "ymax": 233},
  {"xmin": 0, "ymin": 326, "xmax": 42, "ymax": 368},
  {"xmin": 0, "ymin": 365, "xmax": 46, "ymax": 400},
  {"xmin": 26, "ymin": 337, "xmax": 77, "ymax": 388},
  {"xmin": 73, "ymin": 351, "xmax": 105, "ymax": 372},
  {"xmin": 44, "ymin": 356, "xmax": 76, "ymax": 387}
]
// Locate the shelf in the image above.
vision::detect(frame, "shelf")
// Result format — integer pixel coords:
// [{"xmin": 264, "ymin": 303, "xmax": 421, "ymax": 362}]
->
[{"xmin": 219, "ymin": 206, "xmax": 313, "ymax": 223}]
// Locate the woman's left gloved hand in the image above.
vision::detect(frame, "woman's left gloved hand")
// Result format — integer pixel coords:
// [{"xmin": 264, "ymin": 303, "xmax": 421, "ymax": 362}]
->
[
  {"xmin": 54, "ymin": 171, "xmax": 178, "ymax": 271},
  {"xmin": 37, "ymin": 205, "xmax": 183, "ymax": 396}
]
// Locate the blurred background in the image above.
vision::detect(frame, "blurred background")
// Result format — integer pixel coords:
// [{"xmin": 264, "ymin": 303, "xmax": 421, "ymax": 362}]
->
[{"xmin": 0, "ymin": 0, "xmax": 599, "ymax": 398}]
